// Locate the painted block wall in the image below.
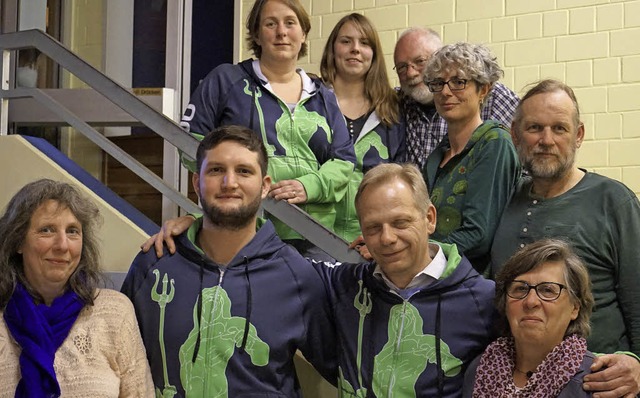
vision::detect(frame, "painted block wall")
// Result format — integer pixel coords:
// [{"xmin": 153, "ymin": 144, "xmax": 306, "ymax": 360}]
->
[
  {"xmin": 60, "ymin": 0, "xmax": 106, "ymax": 180},
  {"xmin": 240, "ymin": 0, "xmax": 640, "ymax": 195},
  {"xmin": 0, "ymin": 136, "xmax": 148, "ymax": 274}
]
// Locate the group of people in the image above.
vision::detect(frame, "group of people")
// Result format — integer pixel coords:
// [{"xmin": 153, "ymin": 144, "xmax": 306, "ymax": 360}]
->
[{"xmin": 0, "ymin": 0, "xmax": 639, "ymax": 397}]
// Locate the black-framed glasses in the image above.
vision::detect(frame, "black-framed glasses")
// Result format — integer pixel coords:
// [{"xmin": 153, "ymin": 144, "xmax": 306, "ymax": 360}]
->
[
  {"xmin": 426, "ymin": 78, "xmax": 468, "ymax": 93},
  {"xmin": 393, "ymin": 57, "xmax": 428, "ymax": 75},
  {"xmin": 506, "ymin": 280, "xmax": 567, "ymax": 301}
]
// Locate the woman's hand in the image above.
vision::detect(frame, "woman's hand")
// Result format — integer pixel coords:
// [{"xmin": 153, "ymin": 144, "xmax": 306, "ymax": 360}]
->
[
  {"xmin": 269, "ymin": 180, "xmax": 307, "ymax": 204},
  {"xmin": 140, "ymin": 215, "xmax": 196, "ymax": 257},
  {"xmin": 349, "ymin": 235, "xmax": 372, "ymax": 261}
]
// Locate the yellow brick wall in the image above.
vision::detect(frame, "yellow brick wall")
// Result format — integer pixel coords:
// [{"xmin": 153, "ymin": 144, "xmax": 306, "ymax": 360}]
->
[{"xmin": 239, "ymin": 0, "xmax": 640, "ymax": 195}]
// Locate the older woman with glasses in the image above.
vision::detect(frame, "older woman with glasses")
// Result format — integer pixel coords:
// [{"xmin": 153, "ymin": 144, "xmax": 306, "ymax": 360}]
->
[
  {"xmin": 422, "ymin": 42, "xmax": 520, "ymax": 273},
  {"xmin": 463, "ymin": 238, "xmax": 594, "ymax": 397}
]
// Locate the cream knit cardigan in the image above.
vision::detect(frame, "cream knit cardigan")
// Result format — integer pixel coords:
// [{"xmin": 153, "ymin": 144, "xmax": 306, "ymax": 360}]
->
[{"xmin": 0, "ymin": 288, "xmax": 154, "ymax": 397}]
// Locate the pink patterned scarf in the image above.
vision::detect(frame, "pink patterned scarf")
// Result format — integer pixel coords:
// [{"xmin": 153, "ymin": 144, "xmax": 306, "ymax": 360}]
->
[{"xmin": 472, "ymin": 334, "xmax": 587, "ymax": 398}]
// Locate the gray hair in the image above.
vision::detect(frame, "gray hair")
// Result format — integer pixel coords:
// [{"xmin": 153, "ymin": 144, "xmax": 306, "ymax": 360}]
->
[
  {"xmin": 0, "ymin": 179, "xmax": 104, "ymax": 308},
  {"xmin": 512, "ymin": 79, "xmax": 582, "ymax": 136},
  {"xmin": 424, "ymin": 42, "xmax": 503, "ymax": 88},
  {"xmin": 397, "ymin": 27, "xmax": 442, "ymax": 48},
  {"xmin": 494, "ymin": 238, "xmax": 594, "ymax": 338}
]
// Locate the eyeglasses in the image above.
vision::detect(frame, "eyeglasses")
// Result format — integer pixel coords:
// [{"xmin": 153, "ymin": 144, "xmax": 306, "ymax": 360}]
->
[
  {"xmin": 506, "ymin": 280, "xmax": 567, "ymax": 301},
  {"xmin": 393, "ymin": 57, "xmax": 428, "ymax": 75},
  {"xmin": 426, "ymin": 78, "xmax": 468, "ymax": 93}
]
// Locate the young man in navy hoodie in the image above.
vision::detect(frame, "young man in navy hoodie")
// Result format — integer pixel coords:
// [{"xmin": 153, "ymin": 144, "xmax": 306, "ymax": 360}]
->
[{"xmin": 121, "ymin": 125, "xmax": 336, "ymax": 397}]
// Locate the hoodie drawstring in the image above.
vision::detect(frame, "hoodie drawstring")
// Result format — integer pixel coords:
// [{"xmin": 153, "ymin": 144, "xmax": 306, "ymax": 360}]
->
[
  {"xmin": 240, "ymin": 256, "xmax": 252, "ymax": 352},
  {"xmin": 191, "ymin": 262, "xmax": 205, "ymax": 363},
  {"xmin": 249, "ymin": 84, "xmax": 256, "ymax": 132},
  {"xmin": 317, "ymin": 89, "xmax": 336, "ymax": 161}
]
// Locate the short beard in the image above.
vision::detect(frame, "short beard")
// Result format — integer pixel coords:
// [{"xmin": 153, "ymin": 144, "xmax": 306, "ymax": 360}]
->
[
  {"xmin": 518, "ymin": 145, "xmax": 576, "ymax": 180},
  {"xmin": 401, "ymin": 79, "xmax": 433, "ymax": 105},
  {"xmin": 200, "ymin": 194, "xmax": 262, "ymax": 230}
]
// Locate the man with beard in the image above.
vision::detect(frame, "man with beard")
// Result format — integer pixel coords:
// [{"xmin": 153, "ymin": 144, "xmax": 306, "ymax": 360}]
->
[
  {"xmin": 394, "ymin": 27, "xmax": 520, "ymax": 169},
  {"xmin": 121, "ymin": 125, "xmax": 337, "ymax": 397},
  {"xmin": 490, "ymin": 79, "xmax": 640, "ymax": 396}
]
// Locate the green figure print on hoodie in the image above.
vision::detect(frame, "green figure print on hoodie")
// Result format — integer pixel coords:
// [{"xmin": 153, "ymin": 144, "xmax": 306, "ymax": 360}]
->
[
  {"xmin": 179, "ymin": 286, "xmax": 269, "ymax": 398},
  {"xmin": 372, "ymin": 302, "xmax": 462, "ymax": 397}
]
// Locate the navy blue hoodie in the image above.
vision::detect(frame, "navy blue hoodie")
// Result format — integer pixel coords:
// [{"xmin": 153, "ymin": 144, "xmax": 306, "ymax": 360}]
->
[
  {"xmin": 122, "ymin": 219, "xmax": 337, "ymax": 397},
  {"xmin": 314, "ymin": 242, "xmax": 495, "ymax": 397}
]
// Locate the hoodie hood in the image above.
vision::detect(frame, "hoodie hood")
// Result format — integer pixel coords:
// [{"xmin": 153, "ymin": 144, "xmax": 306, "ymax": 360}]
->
[
  {"xmin": 314, "ymin": 241, "xmax": 495, "ymax": 397},
  {"xmin": 177, "ymin": 217, "xmax": 286, "ymax": 268}
]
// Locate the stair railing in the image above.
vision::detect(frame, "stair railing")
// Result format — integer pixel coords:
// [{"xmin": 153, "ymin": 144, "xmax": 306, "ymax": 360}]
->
[{"xmin": 0, "ymin": 29, "xmax": 363, "ymax": 263}]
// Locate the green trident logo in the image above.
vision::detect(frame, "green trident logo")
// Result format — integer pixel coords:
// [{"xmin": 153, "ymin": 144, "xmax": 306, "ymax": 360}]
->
[
  {"xmin": 151, "ymin": 269, "xmax": 177, "ymax": 398},
  {"xmin": 353, "ymin": 280, "xmax": 372, "ymax": 396}
]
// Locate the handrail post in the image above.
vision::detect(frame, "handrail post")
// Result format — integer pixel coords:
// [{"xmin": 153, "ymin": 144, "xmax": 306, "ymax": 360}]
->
[{"xmin": 0, "ymin": 49, "xmax": 10, "ymax": 135}]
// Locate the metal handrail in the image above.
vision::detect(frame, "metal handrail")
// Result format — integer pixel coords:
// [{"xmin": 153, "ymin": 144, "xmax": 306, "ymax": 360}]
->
[
  {"xmin": 0, "ymin": 29, "xmax": 364, "ymax": 263},
  {"xmin": 1, "ymin": 88, "xmax": 201, "ymax": 215},
  {"xmin": 0, "ymin": 29, "xmax": 199, "ymax": 155}
]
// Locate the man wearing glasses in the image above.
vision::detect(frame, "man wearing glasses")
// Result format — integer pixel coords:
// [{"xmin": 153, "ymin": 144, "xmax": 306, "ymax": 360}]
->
[
  {"xmin": 393, "ymin": 27, "xmax": 519, "ymax": 169},
  {"xmin": 490, "ymin": 79, "xmax": 640, "ymax": 396}
]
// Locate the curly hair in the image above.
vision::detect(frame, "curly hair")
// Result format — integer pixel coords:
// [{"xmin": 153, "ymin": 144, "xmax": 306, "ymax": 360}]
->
[
  {"xmin": 494, "ymin": 238, "xmax": 594, "ymax": 338},
  {"xmin": 0, "ymin": 179, "xmax": 104, "ymax": 308},
  {"xmin": 424, "ymin": 42, "xmax": 503, "ymax": 89},
  {"xmin": 320, "ymin": 13, "xmax": 399, "ymax": 126},
  {"xmin": 245, "ymin": 0, "xmax": 311, "ymax": 59}
]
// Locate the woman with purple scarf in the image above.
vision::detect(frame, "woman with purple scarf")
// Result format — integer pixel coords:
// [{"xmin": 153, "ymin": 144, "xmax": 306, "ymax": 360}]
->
[
  {"xmin": 463, "ymin": 239, "xmax": 594, "ymax": 397},
  {"xmin": 0, "ymin": 179, "xmax": 153, "ymax": 397}
]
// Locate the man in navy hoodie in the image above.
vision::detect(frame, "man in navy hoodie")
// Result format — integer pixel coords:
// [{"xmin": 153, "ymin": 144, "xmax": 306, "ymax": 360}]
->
[
  {"xmin": 315, "ymin": 163, "xmax": 495, "ymax": 397},
  {"xmin": 121, "ymin": 125, "xmax": 336, "ymax": 397}
]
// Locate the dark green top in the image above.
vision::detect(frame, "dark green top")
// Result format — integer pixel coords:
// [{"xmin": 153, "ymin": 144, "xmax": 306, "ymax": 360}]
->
[
  {"xmin": 423, "ymin": 120, "xmax": 520, "ymax": 272},
  {"xmin": 490, "ymin": 172, "xmax": 640, "ymax": 355}
]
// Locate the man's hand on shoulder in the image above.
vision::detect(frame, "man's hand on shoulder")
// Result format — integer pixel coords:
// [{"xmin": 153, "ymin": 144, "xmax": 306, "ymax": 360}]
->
[
  {"xmin": 583, "ymin": 353, "xmax": 640, "ymax": 398},
  {"xmin": 140, "ymin": 215, "xmax": 197, "ymax": 257}
]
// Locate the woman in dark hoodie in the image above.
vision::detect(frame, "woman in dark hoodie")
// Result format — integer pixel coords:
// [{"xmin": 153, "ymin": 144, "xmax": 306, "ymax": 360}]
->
[{"xmin": 179, "ymin": 0, "xmax": 355, "ymax": 261}]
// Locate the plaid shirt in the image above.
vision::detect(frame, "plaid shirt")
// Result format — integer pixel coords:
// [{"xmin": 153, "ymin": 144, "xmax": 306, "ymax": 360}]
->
[{"xmin": 401, "ymin": 82, "xmax": 520, "ymax": 169}]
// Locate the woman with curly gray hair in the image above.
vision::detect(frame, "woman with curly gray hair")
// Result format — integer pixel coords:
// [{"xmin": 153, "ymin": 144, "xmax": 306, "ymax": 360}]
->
[
  {"xmin": 463, "ymin": 238, "xmax": 595, "ymax": 397},
  {"xmin": 0, "ymin": 179, "xmax": 153, "ymax": 397},
  {"xmin": 422, "ymin": 42, "xmax": 520, "ymax": 273}
]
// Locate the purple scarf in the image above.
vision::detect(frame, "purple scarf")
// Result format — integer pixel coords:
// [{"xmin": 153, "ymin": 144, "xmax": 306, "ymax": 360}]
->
[
  {"xmin": 3, "ymin": 283, "xmax": 85, "ymax": 398},
  {"xmin": 472, "ymin": 334, "xmax": 587, "ymax": 398}
]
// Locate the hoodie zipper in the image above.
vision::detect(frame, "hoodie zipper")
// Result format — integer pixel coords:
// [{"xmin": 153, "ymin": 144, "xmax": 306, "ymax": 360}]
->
[
  {"xmin": 386, "ymin": 300, "xmax": 408, "ymax": 397},
  {"xmin": 203, "ymin": 268, "xmax": 225, "ymax": 392}
]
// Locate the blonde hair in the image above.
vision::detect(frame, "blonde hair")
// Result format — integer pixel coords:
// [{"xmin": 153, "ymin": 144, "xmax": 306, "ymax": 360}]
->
[{"xmin": 355, "ymin": 163, "xmax": 431, "ymax": 217}]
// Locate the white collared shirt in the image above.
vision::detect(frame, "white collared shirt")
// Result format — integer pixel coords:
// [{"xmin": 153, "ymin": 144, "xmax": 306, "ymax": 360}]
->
[{"xmin": 373, "ymin": 242, "xmax": 447, "ymax": 296}]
